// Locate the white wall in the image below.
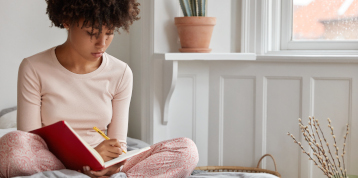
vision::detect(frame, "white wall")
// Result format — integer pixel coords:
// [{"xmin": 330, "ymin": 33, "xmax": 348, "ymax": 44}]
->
[
  {"xmin": 0, "ymin": 0, "xmax": 65, "ymax": 110},
  {"xmin": 127, "ymin": 0, "xmax": 144, "ymax": 139}
]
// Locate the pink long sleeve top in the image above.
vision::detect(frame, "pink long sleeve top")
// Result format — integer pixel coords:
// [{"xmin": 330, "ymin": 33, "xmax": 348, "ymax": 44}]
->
[{"xmin": 17, "ymin": 46, "xmax": 133, "ymax": 148}]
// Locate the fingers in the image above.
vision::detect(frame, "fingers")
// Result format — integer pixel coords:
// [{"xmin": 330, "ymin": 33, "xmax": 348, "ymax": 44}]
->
[
  {"xmin": 108, "ymin": 146, "xmax": 123, "ymax": 155},
  {"xmin": 91, "ymin": 167, "xmax": 109, "ymax": 177},
  {"xmin": 104, "ymin": 151, "xmax": 121, "ymax": 160},
  {"xmin": 119, "ymin": 142, "xmax": 127, "ymax": 153},
  {"xmin": 82, "ymin": 166, "xmax": 109, "ymax": 178},
  {"xmin": 102, "ymin": 147, "xmax": 122, "ymax": 162},
  {"xmin": 96, "ymin": 140, "xmax": 127, "ymax": 162},
  {"xmin": 118, "ymin": 160, "xmax": 127, "ymax": 168},
  {"xmin": 119, "ymin": 142, "xmax": 127, "ymax": 149},
  {"xmin": 82, "ymin": 166, "xmax": 96, "ymax": 178},
  {"xmin": 107, "ymin": 139, "xmax": 121, "ymax": 147}
]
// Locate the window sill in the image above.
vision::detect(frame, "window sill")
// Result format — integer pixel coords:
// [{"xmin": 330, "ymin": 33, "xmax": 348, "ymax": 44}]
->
[
  {"xmin": 154, "ymin": 52, "xmax": 358, "ymax": 62},
  {"xmin": 153, "ymin": 53, "xmax": 256, "ymax": 61},
  {"xmin": 163, "ymin": 53, "xmax": 256, "ymax": 61},
  {"xmin": 257, "ymin": 50, "xmax": 358, "ymax": 63},
  {"xmin": 257, "ymin": 55, "xmax": 358, "ymax": 63}
]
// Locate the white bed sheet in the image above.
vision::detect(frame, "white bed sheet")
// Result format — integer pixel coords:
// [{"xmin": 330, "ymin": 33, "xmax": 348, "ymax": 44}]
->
[
  {"xmin": 0, "ymin": 128, "xmax": 16, "ymax": 137},
  {"xmin": 12, "ymin": 170, "xmax": 127, "ymax": 178},
  {"xmin": 189, "ymin": 172, "xmax": 279, "ymax": 178}
]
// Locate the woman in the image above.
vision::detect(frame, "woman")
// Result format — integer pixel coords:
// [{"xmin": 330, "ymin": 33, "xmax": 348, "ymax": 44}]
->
[{"xmin": 0, "ymin": 0, "xmax": 199, "ymax": 177}]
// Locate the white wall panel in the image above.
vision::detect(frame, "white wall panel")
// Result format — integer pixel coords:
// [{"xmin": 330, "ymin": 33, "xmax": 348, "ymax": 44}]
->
[
  {"xmin": 311, "ymin": 78, "xmax": 352, "ymax": 178},
  {"xmin": 265, "ymin": 77, "xmax": 302, "ymax": 178},
  {"xmin": 221, "ymin": 76, "xmax": 255, "ymax": 167},
  {"xmin": 168, "ymin": 76, "xmax": 195, "ymax": 140},
  {"xmin": 166, "ymin": 61, "xmax": 209, "ymax": 166},
  {"xmin": 163, "ymin": 61, "xmax": 358, "ymax": 177}
]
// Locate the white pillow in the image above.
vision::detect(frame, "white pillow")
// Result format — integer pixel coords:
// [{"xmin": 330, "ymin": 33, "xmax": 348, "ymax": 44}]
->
[
  {"xmin": 0, "ymin": 110, "xmax": 17, "ymax": 129},
  {"xmin": 0, "ymin": 128, "xmax": 17, "ymax": 138}
]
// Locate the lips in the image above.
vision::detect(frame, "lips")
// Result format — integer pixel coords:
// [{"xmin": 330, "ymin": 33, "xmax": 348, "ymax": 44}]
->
[{"xmin": 91, "ymin": 52, "xmax": 103, "ymax": 58}]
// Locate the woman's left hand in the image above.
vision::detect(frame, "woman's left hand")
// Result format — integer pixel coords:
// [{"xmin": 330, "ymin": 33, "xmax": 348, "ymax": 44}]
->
[{"xmin": 79, "ymin": 160, "xmax": 127, "ymax": 178}]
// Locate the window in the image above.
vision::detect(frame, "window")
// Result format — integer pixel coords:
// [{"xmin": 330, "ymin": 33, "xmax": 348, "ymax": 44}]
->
[
  {"xmin": 281, "ymin": 0, "xmax": 358, "ymax": 50},
  {"xmin": 293, "ymin": 0, "xmax": 358, "ymax": 40},
  {"xmin": 241, "ymin": 0, "xmax": 358, "ymax": 54}
]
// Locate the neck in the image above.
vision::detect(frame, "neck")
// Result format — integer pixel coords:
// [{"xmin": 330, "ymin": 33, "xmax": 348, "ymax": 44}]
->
[{"xmin": 55, "ymin": 42, "xmax": 102, "ymax": 74}]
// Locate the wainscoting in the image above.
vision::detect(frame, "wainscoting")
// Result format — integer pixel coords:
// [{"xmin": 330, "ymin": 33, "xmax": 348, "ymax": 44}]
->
[{"xmin": 166, "ymin": 60, "xmax": 358, "ymax": 178}]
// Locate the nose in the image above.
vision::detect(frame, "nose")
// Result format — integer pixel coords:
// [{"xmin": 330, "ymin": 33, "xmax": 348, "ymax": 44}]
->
[{"xmin": 95, "ymin": 34, "xmax": 107, "ymax": 48}]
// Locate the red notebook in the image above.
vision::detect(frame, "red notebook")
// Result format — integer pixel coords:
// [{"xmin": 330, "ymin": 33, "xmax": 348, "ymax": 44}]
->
[{"xmin": 29, "ymin": 120, "xmax": 151, "ymax": 171}]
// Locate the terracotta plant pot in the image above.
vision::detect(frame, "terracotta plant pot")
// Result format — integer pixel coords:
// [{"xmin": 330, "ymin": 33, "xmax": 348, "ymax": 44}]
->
[{"xmin": 175, "ymin": 17, "xmax": 216, "ymax": 53}]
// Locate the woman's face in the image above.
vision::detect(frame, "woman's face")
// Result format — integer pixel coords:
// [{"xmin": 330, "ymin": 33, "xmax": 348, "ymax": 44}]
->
[{"xmin": 64, "ymin": 18, "xmax": 114, "ymax": 61}]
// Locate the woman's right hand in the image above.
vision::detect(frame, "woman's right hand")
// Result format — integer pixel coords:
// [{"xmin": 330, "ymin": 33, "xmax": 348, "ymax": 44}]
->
[{"xmin": 94, "ymin": 139, "xmax": 125, "ymax": 162}]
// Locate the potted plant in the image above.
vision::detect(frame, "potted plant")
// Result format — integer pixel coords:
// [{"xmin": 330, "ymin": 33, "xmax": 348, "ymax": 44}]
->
[{"xmin": 175, "ymin": 0, "xmax": 216, "ymax": 53}]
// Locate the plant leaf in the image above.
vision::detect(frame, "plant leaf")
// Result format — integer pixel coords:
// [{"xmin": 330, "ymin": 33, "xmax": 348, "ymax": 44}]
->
[{"xmin": 179, "ymin": 0, "xmax": 188, "ymax": 16}]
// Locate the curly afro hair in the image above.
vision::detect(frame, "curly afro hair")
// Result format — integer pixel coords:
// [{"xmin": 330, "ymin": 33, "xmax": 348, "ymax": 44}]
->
[{"xmin": 45, "ymin": 0, "xmax": 140, "ymax": 38}]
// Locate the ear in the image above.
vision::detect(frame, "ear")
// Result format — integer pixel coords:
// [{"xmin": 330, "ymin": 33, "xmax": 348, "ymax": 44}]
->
[
  {"xmin": 62, "ymin": 20, "xmax": 70, "ymax": 30},
  {"xmin": 63, "ymin": 24, "xmax": 69, "ymax": 30}
]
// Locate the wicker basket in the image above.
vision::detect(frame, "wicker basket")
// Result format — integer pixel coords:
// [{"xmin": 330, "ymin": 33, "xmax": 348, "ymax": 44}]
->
[{"xmin": 194, "ymin": 154, "xmax": 281, "ymax": 178}]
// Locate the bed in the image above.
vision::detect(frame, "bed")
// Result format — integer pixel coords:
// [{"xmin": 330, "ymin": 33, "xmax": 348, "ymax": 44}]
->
[{"xmin": 0, "ymin": 106, "xmax": 277, "ymax": 178}]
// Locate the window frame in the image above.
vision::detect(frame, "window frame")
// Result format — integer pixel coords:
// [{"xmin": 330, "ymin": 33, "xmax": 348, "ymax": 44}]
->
[{"xmin": 241, "ymin": 0, "xmax": 358, "ymax": 57}]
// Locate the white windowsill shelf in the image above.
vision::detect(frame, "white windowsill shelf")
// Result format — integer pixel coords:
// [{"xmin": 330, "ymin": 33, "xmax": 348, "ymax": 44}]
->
[
  {"xmin": 164, "ymin": 53, "xmax": 256, "ymax": 61},
  {"xmin": 160, "ymin": 52, "xmax": 256, "ymax": 125}
]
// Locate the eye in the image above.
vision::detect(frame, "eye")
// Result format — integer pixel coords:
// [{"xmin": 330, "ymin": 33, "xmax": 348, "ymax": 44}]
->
[
  {"xmin": 87, "ymin": 31, "xmax": 114, "ymax": 37},
  {"xmin": 87, "ymin": 31, "xmax": 96, "ymax": 36}
]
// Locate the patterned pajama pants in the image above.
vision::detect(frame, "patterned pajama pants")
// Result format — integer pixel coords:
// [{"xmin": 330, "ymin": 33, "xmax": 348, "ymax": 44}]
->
[{"xmin": 0, "ymin": 131, "xmax": 199, "ymax": 178}]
